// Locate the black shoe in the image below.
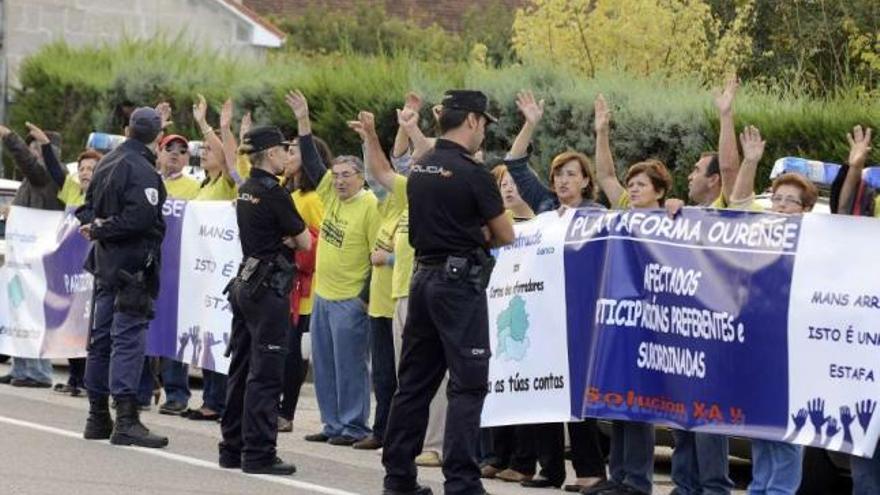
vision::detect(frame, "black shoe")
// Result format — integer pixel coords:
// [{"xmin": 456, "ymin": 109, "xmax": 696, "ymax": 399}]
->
[
  {"xmin": 328, "ymin": 435, "xmax": 358, "ymax": 446},
  {"xmin": 521, "ymin": 477, "xmax": 562, "ymax": 489},
  {"xmin": 219, "ymin": 455, "xmax": 242, "ymax": 469},
  {"xmin": 581, "ymin": 480, "xmax": 623, "ymax": 494},
  {"xmin": 382, "ymin": 485, "xmax": 433, "ymax": 495},
  {"xmin": 11, "ymin": 377, "xmax": 51, "ymax": 388},
  {"xmin": 242, "ymin": 457, "xmax": 296, "ymax": 476},
  {"xmin": 83, "ymin": 396, "xmax": 114, "ymax": 440},
  {"xmin": 110, "ymin": 398, "xmax": 169, "ymax": 448},
  {"xmin": 0, "ymin": 374, "xmax": 12, "ymax": 384},
  {"xmin": 304, "ymin": 432, "xmax": 330, "ymax": 442},
  {"xmin": 158, "ymin": 400, "xmax": 188, "ymax": 416}
]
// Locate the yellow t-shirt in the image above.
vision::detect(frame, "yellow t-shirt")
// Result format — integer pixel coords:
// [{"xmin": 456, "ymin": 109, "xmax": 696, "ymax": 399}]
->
[
  {"xmin": 616, "ymin": 191, "xmax": 632, "ymax": 210},
  {"xmin": 391, "ymin": 175, "xmax": 414, "ymax": 300},
  {"xmin": 164, "ymin": 175, "xmax": 201, "ymax": 200},
  {"xmin": 194, "ymin": 156, "xmax": 252, "ymax": 201},
  {"xmin": 314, "ymin": 171, "xmax": 380, "ymax": 301},
  {"xmin": 57, "ymin": 175, "xmax": 85, "ymax": 207},
  {"xmin": 292, "ymin": 190, "xmax": 324, "ymax": 315},
  {"xmin": 368, "ymin": 175, "xmax": 408, "ymax": 318},
  {"xmin": 873, "ymin": 196, "xmax": 880, "ymax": 218}
]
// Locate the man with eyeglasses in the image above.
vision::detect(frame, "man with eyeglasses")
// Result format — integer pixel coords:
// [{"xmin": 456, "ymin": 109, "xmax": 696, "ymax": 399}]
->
[
  {"xmin": 159, "ymin": 134, "xmax": 200, "ymax": 200},
  {"xmin": 285, "ymin": 90, "xmax": 381, "ymax": 447}
]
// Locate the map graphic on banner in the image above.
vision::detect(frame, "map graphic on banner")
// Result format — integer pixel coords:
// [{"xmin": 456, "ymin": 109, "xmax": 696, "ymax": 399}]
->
[{"xmin": 3, "ymin": 203, "xmax": 880, "ymax": 457}]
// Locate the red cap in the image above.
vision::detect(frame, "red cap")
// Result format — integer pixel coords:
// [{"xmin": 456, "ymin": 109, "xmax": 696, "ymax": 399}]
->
[{"xmin": 159, "ymin": 134, "xmax": 189, "ymax": 148}]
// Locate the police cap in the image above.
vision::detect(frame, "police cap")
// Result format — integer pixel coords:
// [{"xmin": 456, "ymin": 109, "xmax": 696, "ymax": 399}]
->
[
  {"xmin": 242, "ymin": 125, "xmax": 291, "ymax": 153},
  {"xmin": 441, "ymin": 90, "xmax": 498, "ymax": 124},
  {"xmin": 129, "ymin": 107, "xmax": 163, "ymax": 144}
]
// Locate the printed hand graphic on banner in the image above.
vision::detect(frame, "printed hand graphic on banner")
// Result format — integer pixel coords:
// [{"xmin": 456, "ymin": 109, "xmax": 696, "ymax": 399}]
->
[
  {"xmin": 783, "ymin": 408, "xmax": 809, "ymax": 442},
  {"xmin": 857, "ymin": 399, "xmax": 876, "ymax": 434},
  {"xmin": 189, "ymin": 326, "xmax": 202, "ymax": 367},
  {"xmin": 821, "ymin": 417, "xmax": 840, "ymax": 448},
  {"xmin": 807, "ymin": 398, "xmax": 829, "ymax": 445},
  {"xmin": 840, "ymin": 406, "xmax": 855, "ymax": 453},
  {"xmin": 201, "ymin": 331, "xmax": 220, "ymax": 371},
  {"xmin": 176, "ymin": 332, "xmax": 190, "ymax": 362}
]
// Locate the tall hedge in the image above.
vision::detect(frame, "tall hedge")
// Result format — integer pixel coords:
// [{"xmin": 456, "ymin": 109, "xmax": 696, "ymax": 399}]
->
[{"xmin": 8, "ymin": 39, "xmax": 879, "ymax": 197}]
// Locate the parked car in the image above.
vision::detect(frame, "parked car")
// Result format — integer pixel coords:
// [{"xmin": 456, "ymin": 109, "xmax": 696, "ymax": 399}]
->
[{"xmin": 0, "ymin": 178, "xmax": 21, "ymax": 266}]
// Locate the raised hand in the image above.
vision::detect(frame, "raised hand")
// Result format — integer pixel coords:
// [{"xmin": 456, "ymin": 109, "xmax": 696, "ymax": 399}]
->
[
  {"xmin": 201, "ymin": 331, "xmax": 220, "ymax": 370},
  {"xmin": 24, "ymin": 122, "xmax": 50, "ymax": 145},
  {"xmin": 192, "ymin": 94, "xmax": 209, "ymax": 127},
  {"xmin": 404, "ymin": 91, "xmax": 423, "ymax": 112},
  {"xmin": 822, "ymin": 417, "xmax": 840, "ymax": 448},
  {"xmin": 285, "ymin": 90, "xmax": 310, "ymax": 121},
  {"xmin": 594, "ymin": 94, "xmax": 611, "ymax": 134},
  {"xmin": 713, "ymin": 75, "xmax": 739, "ymax": 115},
  {"xmin": 857, "ymin": 399, "xmax": 876, "ymax": 433},
  {"xmin": 155, "ymin": 101, "xmax": 173, "ymax": 129},
  {"xmin": 739, "ymin": 125, "xmax": 766, "ymax": 164},
  {"xmin": 219, "ymin": 98, "xmax": 234, "ymax": 130},
  {"xmin": 347, "ymin": 111, "xmax": 377, "ymax": 142},
  {"xmin": 397, "ymin": 107, "xmax": 419, "ymax": 131},
  {"xmin": 516, "ymin": 90, "xmax": 544, "ymax": 127},
  {"xmin": 239, "ymin": 111, "xmax": 252, "ymax": 142},
  {"xmin": 188, "ymin": 326, "xmax": 202, "ymax": 367},
  {"xmin": 0, "ymin": 125, "xmax": 11, "ymax": 138},
  {"xmin": 847, "ymin": 125, "xmax": 873, "ymax": 169},
  {"xmin": 176, "ymin": 332, "xmax": 190, "ymax": 362}
]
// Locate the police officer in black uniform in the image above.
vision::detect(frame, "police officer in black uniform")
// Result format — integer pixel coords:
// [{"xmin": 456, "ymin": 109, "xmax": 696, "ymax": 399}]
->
[
  {"xmin": 219, "ymin": 126, "xmax": 311, "ymax": 475},
  {"xmin": 382, "ymin": 91, "xmax": 515, "ymax": 495},
  {"xmin": 76, "ymin": 107, "xmax": 169, "ymax": 448}
]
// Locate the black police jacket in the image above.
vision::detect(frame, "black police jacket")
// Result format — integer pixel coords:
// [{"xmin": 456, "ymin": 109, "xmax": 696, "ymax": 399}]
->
[{"xmin": 75, "ymin": 139, "xmax": 167, "ymax": 292}]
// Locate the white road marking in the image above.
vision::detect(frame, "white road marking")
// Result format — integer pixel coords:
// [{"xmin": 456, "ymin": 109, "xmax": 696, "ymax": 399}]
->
[{"xmin": 0, "ymin": 414, "xmax": 359, "ymax": 495}]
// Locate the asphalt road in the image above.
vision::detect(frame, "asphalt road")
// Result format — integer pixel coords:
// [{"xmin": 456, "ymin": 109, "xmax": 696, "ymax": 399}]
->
[{"xmin": 0, "ymin": 362, "xmax": 753, "ymax": 494}]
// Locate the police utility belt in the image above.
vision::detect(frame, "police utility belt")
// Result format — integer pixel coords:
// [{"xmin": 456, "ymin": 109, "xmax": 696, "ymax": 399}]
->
[
  {"xmin": 224, "ymin": 254, "xmax": 295, "ymax": 300},
  {"xmin": 415, "ymin": 249, "xmax": 495, "ymax": 290}
]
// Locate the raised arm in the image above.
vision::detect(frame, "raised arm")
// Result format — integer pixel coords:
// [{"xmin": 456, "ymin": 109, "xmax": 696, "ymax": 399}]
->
[
  {"xmin": 838, "ymin": 126, "xmax": 873, "ymax": 214},
  {"xmin": 349, "ymin": 111, "xmax": 396, "ymax": 191},
  {"xmin": 285, "ymin": 90, "xmax": 326, "ymax": 187},
  {"xmin": 219, "ymin": 99, "xmax": 245, "ymax": 186},
  {"xmin": 26, "ymin": 122, "xmax": 66, "ymax": 187},
  {"xmin": 193, "ymin": 94, "xmax": 227, "ymax": 177},
  {"xmin": 508, "ymin": 90, "xmax": 544, "ymax": 160},
  {"xmin": 392, "ymin": 92, "xmax": 422, "ymax": 158},
  {"xmin": 730, "ymin": 126, "xmax": 765, "ymax": 206},
  {"xmin": 398, "ymin": 107, "xmax": 432, "ymax": 160},
  {"xmin": 715, "ymin": 76, "xmax": 741, "ymax": 202},
  {"xmin": 0, "ymin": 125, "xmax": 52, "ymax": 187},
  {"xmin": 594, "ymin": 94, "xmax": 625, "ymax": 206}
]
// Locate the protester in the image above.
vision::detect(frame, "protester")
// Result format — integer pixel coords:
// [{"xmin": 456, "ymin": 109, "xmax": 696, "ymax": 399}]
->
[
  {"xmin": 277, "ymin": 127, "xmax": 328, "ymax": 433},
  {"xmin": 672, "ymin": 78, "xmax": 740, "ymax": 495},
  {"xmin": 500, "ymin": 91, "xmax": 608, "ymax": 492},
  {"xmin": 218, "ymin": 125, "xmax": 310, "ymax": 475},
  {"xmin": 0, "ymin": 123, "xmax": 64, "ymax": 388},
  {"xmin": 381, "ymin": 89, "xmax": 514, "ymax": 495},
  {"xmin": 287, "ymin": 90, "xmax": 380, "ymax": 447},
  {"xmin": 75, "ymin": 106, "xmax": 169, "ymax": 448}
]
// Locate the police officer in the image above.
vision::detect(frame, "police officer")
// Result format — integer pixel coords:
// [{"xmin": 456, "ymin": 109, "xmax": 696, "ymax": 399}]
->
[
  {"xmin": 382, "ymin": 91, "xmax": 515, "ymax": 495},
  {"xmin": 76, "ymin": 107, "xmax": 169, "ymax": 448},
  {"xmin": 218, "ymin": 126, "xmax": 311, "ymax": 475}
]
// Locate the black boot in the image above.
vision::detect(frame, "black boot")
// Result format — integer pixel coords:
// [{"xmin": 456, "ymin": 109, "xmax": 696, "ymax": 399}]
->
[
  {"xmin": 83, "ymin": 395, "xmax": 114, "ymax": 440},
  {"xmin": 110, "ymin": 398, "xmax": 169, "ymax": 448}
]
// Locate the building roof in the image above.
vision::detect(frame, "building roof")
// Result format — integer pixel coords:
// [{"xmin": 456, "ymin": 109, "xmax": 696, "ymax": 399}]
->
[{"xmin": 218, "ymin": 0, "xmax": 286, "ymax": 48}]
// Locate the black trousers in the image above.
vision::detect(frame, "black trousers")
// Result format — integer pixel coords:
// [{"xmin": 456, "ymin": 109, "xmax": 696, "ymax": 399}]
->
[
  {"xmin": 382, "ymin": 268, "xmax": 490, "ymax": 495},
  {"xmin": 279, "ymin": 314, "xmax": 308, "ymax": 421},
  {"xmin": 68, "ymin": 358, "xmax": 87, "ymax": 388},
  {"xmin": 533, "ymin": 420, "xmax": 607, "ymax": 484},
  {"xmin": 219, "ymin": 284, "xmax": 288, "ymax": 469},
  {"xmin": 489, "ymin": 425, "xmax": 537, "ymax": 475}
]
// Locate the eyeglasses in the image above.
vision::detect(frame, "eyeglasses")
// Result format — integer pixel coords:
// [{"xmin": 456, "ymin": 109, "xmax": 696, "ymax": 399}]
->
[
  {"xmin": 770, "ymin": 195, "xmax": 803, "ymax": 206},
  {"xmin": 332, "ymin": 171, "xmax": 360, "ymax": 180},
  {"xmin": 164, "ymin": 145, "xmax": 188, "ymax": 155}
]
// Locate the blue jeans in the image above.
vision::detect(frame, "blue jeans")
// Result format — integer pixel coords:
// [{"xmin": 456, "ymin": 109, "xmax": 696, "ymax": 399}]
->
[
  {"xmin": 748, "ymin": 439, "xmax": 803, "ymax": 494},
  {"xmin": 310, "ymin": 295, "xmax": 371, "ymax": 439},
  {"xmin": 370, "ymin": 316, "xmax": 397, "ymax": 441},
  {"xmin": 84, "ymin": 284, "xmax": 149, "ymax": 400},
  {"xmin": 161, "ymin": 358, "xmax": 190, "ymax": 405},
  {"xmin": 10, "ymin": 357, "xmax": 53, "ymax": 384},
  {"xmin": 672, "ymin": 430, "xmax": 733, "ymax": 494},
  {"xmin": 609, "ymin": 420, "xmax": 655, "ymax": 494},
  {"xmin": 852, "ymin": 445, "xmax": 880, "ymax": 495},
  {"xmin": 201, "ymin": 369, "xmax": 227, "ymax": 414}
]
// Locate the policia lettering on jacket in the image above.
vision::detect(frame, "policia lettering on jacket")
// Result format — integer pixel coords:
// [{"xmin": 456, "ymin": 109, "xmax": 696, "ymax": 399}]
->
[
  {"xmin": 218, "ymin": 126, "xmax": 309, "ymax": 476},
  {"xmin": 382, "ymin": 90, "xmax": 514, "ymax": 495}
]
